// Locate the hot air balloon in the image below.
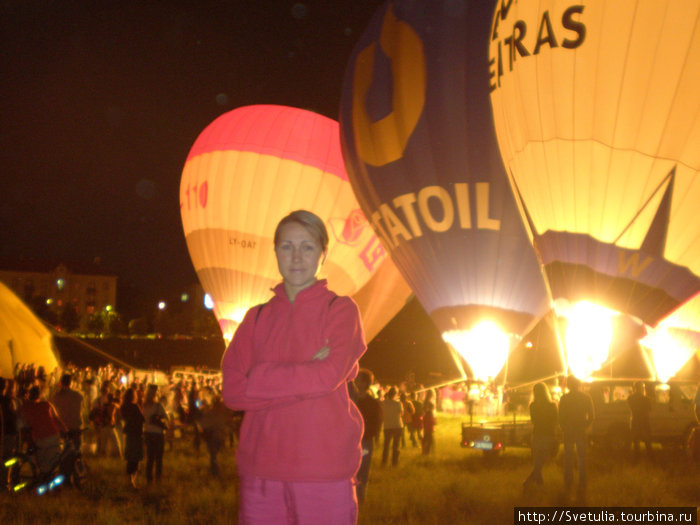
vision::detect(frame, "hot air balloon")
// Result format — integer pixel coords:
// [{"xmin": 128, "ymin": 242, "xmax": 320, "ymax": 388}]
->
[
  {"xmin": 488, "ymin": 1, "xmax": 700, "ymax": 378},
  {"xmin": 180, "ymin": 104, "xmax": 411, "ymax": 343},
  {"xmin": 340, "ymin": 1, "xmax": 551, "ymax": 382}
]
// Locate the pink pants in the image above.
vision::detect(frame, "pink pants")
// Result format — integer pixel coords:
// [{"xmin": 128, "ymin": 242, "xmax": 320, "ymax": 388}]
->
[{"xmin": 239, "ymin": 476, "xmax": 357, "ymax": 525}]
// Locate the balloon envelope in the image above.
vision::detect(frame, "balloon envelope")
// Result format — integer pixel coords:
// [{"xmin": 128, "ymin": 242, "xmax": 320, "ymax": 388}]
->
[
  {"xmin": 340, "ymin": 1, "xmax": 550, "ymax": 380},
  {"xmin": 351, "ymin": 255, "xmax": 413, "ymax": 342},
  {"xmin": 180, "ymin": 105, "xmax": 410, "ymax": 342},
  {"xmin": 488, "ymin": 0, "xmax": 700, "ymax": 327}
]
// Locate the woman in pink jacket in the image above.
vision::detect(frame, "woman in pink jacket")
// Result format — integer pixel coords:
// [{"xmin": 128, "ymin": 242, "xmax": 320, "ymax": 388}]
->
[{"xmin": 222, "ymin": 210, "xmax": 366, "ymax": 525}]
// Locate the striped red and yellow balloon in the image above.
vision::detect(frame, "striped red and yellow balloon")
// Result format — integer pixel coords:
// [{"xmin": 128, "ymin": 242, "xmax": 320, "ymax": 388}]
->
[{"xmin": 180, "ymin": 104, "xmax": 410, "ymax": 343}]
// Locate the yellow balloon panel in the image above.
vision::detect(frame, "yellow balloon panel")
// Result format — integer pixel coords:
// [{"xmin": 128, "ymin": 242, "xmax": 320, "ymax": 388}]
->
[{"xmin": 510, "ymin": 142, "xmax": 679, "ymax": 247}]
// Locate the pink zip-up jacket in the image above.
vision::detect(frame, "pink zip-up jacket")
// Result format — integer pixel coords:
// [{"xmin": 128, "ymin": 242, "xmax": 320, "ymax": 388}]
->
[{"xmin": 221, "ymin": 280, "xmax": 366, "ymax": 482}]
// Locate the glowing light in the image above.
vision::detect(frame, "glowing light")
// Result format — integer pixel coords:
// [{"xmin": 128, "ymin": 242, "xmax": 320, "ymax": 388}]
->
[
  {"xmin": 13, "ymin": 481, "xmax": 28, "ymax": 492},
  {"xmin": 4, "ymin": 457, "xmax": 18, "ymax": 467},
  {"xmin": 216, "ymin": 308, "xmax": 250, "ymax": 344},
  {"xmin": 442, "ymin": 321, "xmax": 510, "ymax": 381},
  {"xmin": 105, "ymin": 305, "xmax": 113, "ymax": 312},
  {"xmin": 49, "ymin": 474, "xmax": 65, "ymax": 490},
  {"xmin": 468, "ymin": 384, "xmax": 481, "ymax": 402},
  {"xmin": 158, "ymin": 301, "xmax": 166, "ymax": 310},
  {"xmin": 232, "ymin": 308, "xmax": 247, "ymax": 324},
  {"xmin": 563, "ymin": 301, "xmax": 616, "ymax": 379},
  {"xmin": 46, "ymin": 298, "xmax": 54, "ymax": 305},
  {"xmin": 640, "ymin": 327, "xmax": 697, "ymax": 383},
  {"xmin": 218, "ymin": 318, "xmax": 237, "ymax": 345},
  {"xmin": 551, "ymin": 384, "xmax": 562, "ymax": 402},
  {"xmin": 56, "ymin": 278, "xmax": 65, "ymax": 290},
  {"xmin": 180, "ymin": 293, "xmax": 190, "ymax": 303},
  {"xmin": 203, "ymin": 294, "xmax": 215, "ymax": 310},
  {"xmin": 36, "ymin": 484, "xmax": 47, "ymax": 495}
]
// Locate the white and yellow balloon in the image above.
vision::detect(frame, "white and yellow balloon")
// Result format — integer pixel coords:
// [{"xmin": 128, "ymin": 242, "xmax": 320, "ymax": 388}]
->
[{"xmin": 489, "ymin": 1, "xmax": 700, "ymax": 378}]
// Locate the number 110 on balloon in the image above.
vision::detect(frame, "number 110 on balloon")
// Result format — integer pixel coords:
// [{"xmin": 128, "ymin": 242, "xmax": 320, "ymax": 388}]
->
[{"xmin": 181, "ymin": 180, "xmax": 209, "ymax": 211}]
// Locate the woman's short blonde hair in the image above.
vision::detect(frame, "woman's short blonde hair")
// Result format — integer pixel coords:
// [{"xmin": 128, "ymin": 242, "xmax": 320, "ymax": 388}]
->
[{"xmin": 274, "ymin": 210, "xmax": 329, "ymax": 252}]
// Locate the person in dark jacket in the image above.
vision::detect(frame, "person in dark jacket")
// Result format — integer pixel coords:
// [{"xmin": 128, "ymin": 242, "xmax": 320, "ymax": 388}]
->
[
  {"xmin": 559, "ymin": 376, "xmax": 594, "ymax": 499},
  {"xmin": 421, "ymin": 390, "xmax": 437, "ymax": 456},
  {"xmin": 524, "ymin": 382, "xmax": 558, "ymax": 488},
  {"xmin": 200, "ymin": 391, "xmax": 231, "ymax": 477},
  {"xmin": 381, "ymin": 386, "xmax": 403, "ymax": 467},
  {"xmin": 143, "ymin": 384, "xmax": 169, "ymax": 484},
  {"xmin": 353, "ymin": 368, "xmax": 382, "ymax": 503},
  {"xmin": 120, "ymin": 387, "xmax": 144, "ymax": 489},
  {"xmin": 627, "ymin": 382, "xmax": 652, "ymax": 461}
]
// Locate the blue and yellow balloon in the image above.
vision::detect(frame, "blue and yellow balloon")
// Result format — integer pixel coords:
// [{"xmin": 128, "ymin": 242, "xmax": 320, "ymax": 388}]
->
[{"xmin": 340, "ymin": 1, "xmax": 550, "ymax": 381}]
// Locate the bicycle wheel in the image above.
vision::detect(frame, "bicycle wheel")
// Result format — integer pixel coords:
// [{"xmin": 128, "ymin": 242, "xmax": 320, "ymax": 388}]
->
[
  {"xmin": 7, "ymin": 455, "xmax": 38, "ymax": 493},
  {"xmin": 70, "ymin": 456, "xmax": 89, "ymax": 490}
]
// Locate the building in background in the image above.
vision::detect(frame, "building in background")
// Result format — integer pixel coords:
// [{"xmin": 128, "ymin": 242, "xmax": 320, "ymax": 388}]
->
[{"xmin": 0, "ymin": 257, "xmax": 117, "ymax": 331}]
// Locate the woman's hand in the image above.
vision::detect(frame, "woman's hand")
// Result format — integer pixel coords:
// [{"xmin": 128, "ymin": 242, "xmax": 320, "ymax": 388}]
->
[{"xmin": 312, "ymin": 340, "xmax": 330, "ymax": 361}]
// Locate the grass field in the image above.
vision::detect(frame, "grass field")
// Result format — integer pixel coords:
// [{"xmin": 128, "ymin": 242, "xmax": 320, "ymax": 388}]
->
[{"xmin": 2, "ymin": 414, "xmax": 698, "ymax": 524}]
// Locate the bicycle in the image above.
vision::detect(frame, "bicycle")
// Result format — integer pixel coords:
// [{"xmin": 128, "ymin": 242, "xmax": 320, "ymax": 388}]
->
[{"xmin": 5, "ymin": 434, "xmax": 90, "ymax": 495}]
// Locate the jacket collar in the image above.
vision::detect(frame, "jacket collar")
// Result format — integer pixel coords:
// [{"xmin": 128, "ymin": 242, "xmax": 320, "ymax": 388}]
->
[{"xmin": 273, "ymin": 279, "xmax": 329, "ymax": 304}]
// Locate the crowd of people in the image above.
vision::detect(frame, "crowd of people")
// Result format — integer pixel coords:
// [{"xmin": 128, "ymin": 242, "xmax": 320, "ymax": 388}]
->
[
  {"xmin": 0, "ymin": 359, "xmax": 455, "ymax": 497},
  {"xmin": 1, "ymin": 361, "xmax": 243, "ymax": 490},
  {"xmin": 0, "ymin": 361, "xmax": 441, "ymax": 479},
  {"xmin": 3, "ymin": 361, "xmax": 699, "ymax": 506}
]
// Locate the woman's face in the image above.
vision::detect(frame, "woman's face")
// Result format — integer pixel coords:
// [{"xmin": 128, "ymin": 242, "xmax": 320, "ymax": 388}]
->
[{"xmin": 275, "ymin": 221, "xmax": 325, "ymax": 301}]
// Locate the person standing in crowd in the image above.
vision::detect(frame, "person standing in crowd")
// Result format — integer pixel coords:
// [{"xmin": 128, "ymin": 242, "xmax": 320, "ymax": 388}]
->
[
  {"xmin": 524, "ymin": 383, "xmax": 558, "ymax": 488},
  {"xmin": 19, "ymin": 385, "xmax": 67, "ymax": 474},
  {"xmin": 222, "ymin": 210, "xmax": 366, "ymax": 524},
  {"xmin": 51, "ymin": 372, "xmax": 84, "ymax": 452},
  {"xmin": 120, "ymin": 387, "xmax": 145, "ymax": 489},
  {"xmin": 399, "ymin": 392, "xmax": 412, "ymax": 448},
  {"xmin": 199, "ymin": 391, "xmax": 230, "ymax": 478},
  {"xmin": 1, "ymin": 378, "xmax": 19, "ymax": 488},
  {"xmin": 404, "ymin": 392, "xmax": 419, "ymax": 447},
  {"xmin": 353, "ymin": 368, "xmax": 382, "ymax": 504},
  {"xmin": 92, "ymin": 381, "xmax": 122, "ymax": 458},
  {"xmin": 81, "ymin": 377, "xmax": 98, "ymax": 454},
  {"xmin": 627, "ymin": 381, "xmax": 653, "ymax": 461},
  {"xmin": 559, "ymin": 376, "xmax": 594, "ymax": 499},
  {"xmin": 421, "ymin": 390, "xmax": 436, "ymax": 456},
  {"xmin": 410, "ymin": 391, "xmax": 424, "ymax": 447},
  {"xmin": 187, "ymin": 380, "xmax": 202, "ymax": 453},
  {"xmin": 143, "ymin": 384, "xmax": 168, "ymax": 484},
  {"xmin": 167, "ymin": 382, "xmax": 187, "ymax": 451},
  {"xmin": 381, "ymin": 386, "xmax": 404, "ymax": 467}
]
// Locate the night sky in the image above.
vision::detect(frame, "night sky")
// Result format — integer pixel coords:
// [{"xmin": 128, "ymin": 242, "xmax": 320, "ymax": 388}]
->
[
  {"xmin": 1, "ymin": 0, "xmax": 460, "ymax": 383},
  {"xmin": 1, "ymin": 0, "xmax": 385, "ymax": 307}
]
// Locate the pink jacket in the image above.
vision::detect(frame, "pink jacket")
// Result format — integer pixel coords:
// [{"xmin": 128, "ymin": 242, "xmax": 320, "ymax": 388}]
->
[{"xmin": 221, "ymin": 280, "xmax": 366, "ymax": 482}]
